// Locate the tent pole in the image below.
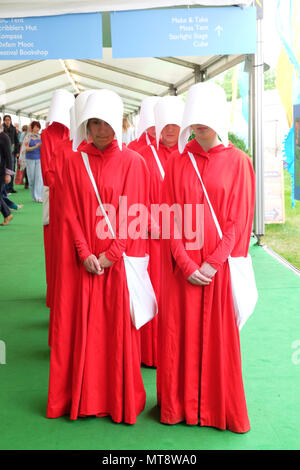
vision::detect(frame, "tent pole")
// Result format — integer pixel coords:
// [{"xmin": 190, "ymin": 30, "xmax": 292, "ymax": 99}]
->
[{"xmin": 252, "ymin": 11, "xmax": 265, "ymax": 239}]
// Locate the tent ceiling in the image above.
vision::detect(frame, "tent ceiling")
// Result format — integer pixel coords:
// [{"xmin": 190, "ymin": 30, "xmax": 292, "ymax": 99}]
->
[
  {"xmin": 0, "ymin": 1, "xmax": 253, "ymax": 18},
  {"xmin": 0, "ymin": 48, "xmax": 246, "ymax": 120}
]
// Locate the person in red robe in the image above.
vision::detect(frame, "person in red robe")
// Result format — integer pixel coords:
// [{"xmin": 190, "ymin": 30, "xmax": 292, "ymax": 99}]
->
[
  {"xmin": 128, "ymin": 127, "xmax": 156, "ymax": 153},
  {"xmin": 47, "ymin": 91, "xmax": 92, "ymax": 348},
  {"xmin": 47, "ymin": 137, "xmax": 79, "ymax": 349},
  {"xmin": 128, "ymin": 96, "xmax": 159, "ymax": 153},
  {"xmin": 139, "ymin": 96, "xmax": 184, "ymax": 367},
  {"xmin": 157, "ymin": 82, "xmax": 255, "ymax": 433},
  {"xmin": 47, "ymin": 89, "xmax": 150, "ymax": 424},
  {"xmin": 40, "ymin": 90, "xmax": 74, "ymax": 308},
  {"xmin": 41, "ymin": 122, "xmax": 70, "ymax": 307}
]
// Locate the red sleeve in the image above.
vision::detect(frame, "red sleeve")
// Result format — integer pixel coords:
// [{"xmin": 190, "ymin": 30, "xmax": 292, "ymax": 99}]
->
[
  {"xmin": 205, "ymin": 221, "xmax": 236, "ymax": 270},
  {"xmin": 105, "ymin": 152, "xmax": 150, "ymax": 262},
  {"xmin": 40, "ymin": 130, "xmax": 53, "ymax": 186},
  {"xmin": 63, "ymin": 157, "xmax": 92, "ymax": 263},
  {"xmin": 105, "ymin": 237, "xmax": 127, "ymax": 263},
  {"xmin": 162, "ymin": 157, "xmax": 199, "ymax": 279},
  {"xmin": 41, "ymin": 124, "xmax": 70, "ymax": 187},
  {"xmin": 205, "ymin": 152, "xmax": 255, "ymax": 270},
  {"xmin": 170, "ymin": 228, "xmax": 200, "ymax": 278}
]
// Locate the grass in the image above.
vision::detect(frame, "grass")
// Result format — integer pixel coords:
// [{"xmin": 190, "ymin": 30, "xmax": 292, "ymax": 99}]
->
[{"xmin": 262, "ymin": 169, "xmax": 300, "ymax": 270}]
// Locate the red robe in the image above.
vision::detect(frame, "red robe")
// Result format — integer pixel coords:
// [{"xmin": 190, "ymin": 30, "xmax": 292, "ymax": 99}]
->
[
  {"xmin": 40, "ymin": 123, "xmax": 70, "ymax": 308},
  {"xmin": 47, "ymin": 140, "xmax": 150, "ymax": 424},
  {"xmin": 157, "ymin": 139, "xmax": 255, "ymax": 433},
  {"xmin": 139, "ymin": 142, "xmax": 178, "ymax": 367},
  {"xmin": 127, "ymin": 132, "xmax": 155, "ymax": 153},
  {"xmin": 47, "ymin": 138, "xmax": 77, "ymax": 348}
]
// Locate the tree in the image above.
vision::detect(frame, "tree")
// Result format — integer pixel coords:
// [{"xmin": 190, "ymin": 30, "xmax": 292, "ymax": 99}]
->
[{"xmin": 264, "ymin": 68, "xmax": 276, "ymax": 90}]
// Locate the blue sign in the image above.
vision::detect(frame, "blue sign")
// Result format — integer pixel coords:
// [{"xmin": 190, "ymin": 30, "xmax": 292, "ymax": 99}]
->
[
  {"xmin": 294, "ymin": 104, "xmax": 300, "ymax": 201},
  {"xmin": 111, "ymin": 7, "xmax": 257, "ymax": 58},
  {"xmin": 0, "ymin": 13, "xmax": 102, "ymax": 60}
]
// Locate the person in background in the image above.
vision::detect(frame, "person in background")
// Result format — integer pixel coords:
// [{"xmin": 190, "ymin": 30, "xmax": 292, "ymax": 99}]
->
[
  {"xmin": 19, "ymin": 124, "xmax": 28, "ymax": 145},
  {"xmin": 19, "ymin": 124, "xmax": 29, "ymax": 189},
  {"xmin": 19, "ymin": 125, "xmax": 29, "ymax": 189},
  {"xmin": 15, "ymin": 124, "xmax": 29, "ymax": 189},
  {"xmin": 40, "ymin": 89, "xmax": 74, "ymax": 311},
  {"xmin": 24, "ymin": 121, "xmax": 43, "ymax": 202},
  {"xmin": 14, "ymin": 123, "xmax": 20, "ymax": 137},
  {"xmin": 3, "ymin": 115, "xmax": 20, "ymax": 194},
  {"xmin": 122, "ymin": 117, "xmax": 135, "ymax": 146},
  {"xmin": 0, "ymin": 123, "xmax": 13, "ymax": 226},
  {"xmin": 47, "ymin": 91, "xmax": 91, "ymax": 347}
]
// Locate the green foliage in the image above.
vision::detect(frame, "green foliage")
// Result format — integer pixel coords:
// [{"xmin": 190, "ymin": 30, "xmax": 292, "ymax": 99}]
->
[
  {"xmin": 263, "ymin": 170, "xmax": 300, "ymax": 270},
  {"xmin": 188, "ymin": 131, "xmax": 251, "ymax": 157},
  {"xmin": 228, "ymin": 132, "xmax": 251, "ymax": 156},
  {"xmin": 214, "ymin": 66, "xmax": 276, "ymax": 101},
  {"xmin": 264, "ymin": 68, "xmax": 276, "ymax": 91},
  {"xmin": 215, "ymin": 68, "xmax": 241, "ymax": 102}
]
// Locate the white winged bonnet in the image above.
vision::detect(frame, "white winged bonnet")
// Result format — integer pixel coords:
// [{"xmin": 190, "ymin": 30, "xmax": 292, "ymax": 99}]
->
[
  {"xmin": 178, "ymin": 82, "xmax": 229, "ymax": 154},
  {"xmin": 154, "ymin": 96, "xmax": 184, "ymax": 149},
  {"xmin": 69, "ymin": 105, "xmax": 76, "ymax": 142},
  {"xmin": 137, "ymin": 96, "xmax": 160, "ymax": 141},
  {"xmin": 72, "ymin": 90, "xmax": 95, "ymax": 151},
  {"xmin": 74, "ymin": 89, "xmax": 124, "ymax": 151},
  {"xmin": 46, "ymin": 89, "xmax": 74, "ymax": 129}
]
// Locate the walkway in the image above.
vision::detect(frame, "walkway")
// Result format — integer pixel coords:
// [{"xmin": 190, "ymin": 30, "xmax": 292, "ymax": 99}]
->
[{"xmin": 0, "ymin": 186, "xmax": 300, "ymax": 450}]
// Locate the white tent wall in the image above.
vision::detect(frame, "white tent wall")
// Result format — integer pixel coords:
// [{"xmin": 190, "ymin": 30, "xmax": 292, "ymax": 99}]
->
[{"xmin": 0, "ymin": 0, "xmax": 264, "ymax": 235}]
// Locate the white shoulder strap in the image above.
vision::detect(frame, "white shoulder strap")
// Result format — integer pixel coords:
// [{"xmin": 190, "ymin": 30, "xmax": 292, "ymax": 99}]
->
[
  {"xmin": 188, "ymin": 151, "xmax": 223, "ymax": 240},
  {"xmin": 81, "ymin": 152, "xmax": 115, "ymax": 238},
  {"xmin": 145, "ymin": 132, "xmax": 151, "ymax": 145},
  {"xmin": 150, "ymin": 145, "xmax": 165, "ymax": 180}
]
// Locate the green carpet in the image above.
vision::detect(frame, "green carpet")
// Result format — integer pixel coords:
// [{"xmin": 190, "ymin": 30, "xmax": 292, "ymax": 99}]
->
[{"xmin": 1, "ymin": 186, "xmax": 300, "ymax": 450}]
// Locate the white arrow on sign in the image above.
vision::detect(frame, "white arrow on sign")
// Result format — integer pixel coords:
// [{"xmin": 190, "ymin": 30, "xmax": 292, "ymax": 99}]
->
[{"xmin": 215, "ymin": 25, "xmax": 223, "ymax": 37}]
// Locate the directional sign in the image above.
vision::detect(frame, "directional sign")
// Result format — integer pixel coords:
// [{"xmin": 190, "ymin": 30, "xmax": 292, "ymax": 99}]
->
[
  {"xmin": 0, "ymin": 13, "xmax": 103, "ymax": 60},
  {"xmin": 110, "ymin": 7, "xmax": 257, "ymax": 58},
  {"xmin": 264, "ymin": 164, "xmax": 285, "ymax": 224},
  {"xmin": 294, "ymin": 104, "xmax": 300, "ymax": 201},
  {"xmin": 215, "ymin": 25, "xmax": 223, "ymax": 38}
]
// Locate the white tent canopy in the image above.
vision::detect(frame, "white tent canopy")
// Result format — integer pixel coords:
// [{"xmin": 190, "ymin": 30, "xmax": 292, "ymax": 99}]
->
[
  {"xmin": 0, "ymin": 0, "xmax": 264, "ymax": 237},
  {"xmin": 0, "ymin": 1, "xmax": 255, "ymax": 120},
  {"xmin": 0, "ymin": 50, "xmax": 247, "ymax": 120},
  {"xmin": 0, "ymin": 1, "xmax": 253, "ymax": 18}
]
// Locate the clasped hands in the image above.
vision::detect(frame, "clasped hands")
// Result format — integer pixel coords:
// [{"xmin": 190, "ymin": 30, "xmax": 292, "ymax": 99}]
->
[
  {"xmin": 83, "ymin": 252, "xmax": 113, "ymax": 275},
  {"xmin": 187, "ymin": 262, "xmax": 217, "ymax": 286},
  {"xmin": 83, "ymin": 254, "xmax": 216, "ymax": 283}
]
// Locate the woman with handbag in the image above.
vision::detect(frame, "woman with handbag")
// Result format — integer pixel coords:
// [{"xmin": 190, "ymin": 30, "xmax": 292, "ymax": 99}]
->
[
  {"xmin": 47, "ymin": 89, "xmax": 151, "ymax": 424},
  {"xmin": 24, "ymin": 121, "xmax": 44, "ymax": 202},
  {"xmin": 157, "ymin": 82, "xmax": 256, "ymax": 433}
]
